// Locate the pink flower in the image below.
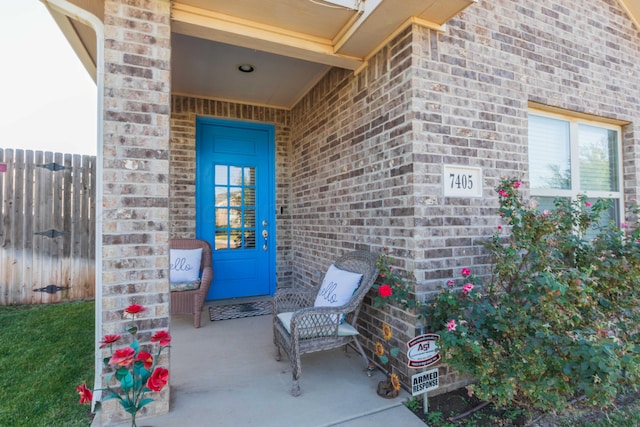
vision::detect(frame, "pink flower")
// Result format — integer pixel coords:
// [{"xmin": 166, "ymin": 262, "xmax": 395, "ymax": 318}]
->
[
  {"xmin": 462, "ymin": 283, "xmax": 474, "ymax": 294},
  {"xmin": 498, "ymin": 189, "xmax": 509, "ymax": 197},
  {"xmin": 513, "ymin": 181, "xmax": 521, "ymax": 188},
  {"xmin": 446, "ymin": 279, "xmax": 455, "ymax": 287},
  {"xmin": 621, "ymin": 222, "xmax": 628, "ymax": 228},
  {"xmin": 497, "ymin": 225, "xmax": 502, "ymax": 231},
  {"xmin": 542, "ymin": 210, "xmax": 551, "ymax": 216},
  {"xmin": 585, "ymin": 201, "xmax": 592, "ymax": 207},
  {"xmin": 151, "ymin": 330, "xmax": 172, "ymax": 347},
  {"xmin": 446, "ymin": 319, "xmax": 457, "ymax": 331},
  {"xmin": 461, "ymin": 268, "xmax": 471, "ymax": 277}
]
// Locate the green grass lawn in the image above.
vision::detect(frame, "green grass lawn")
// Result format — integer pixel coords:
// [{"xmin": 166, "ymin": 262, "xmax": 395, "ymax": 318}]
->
[{"xmin": 0, "ymin": 301, "xmax": 95, "ymax": 426}]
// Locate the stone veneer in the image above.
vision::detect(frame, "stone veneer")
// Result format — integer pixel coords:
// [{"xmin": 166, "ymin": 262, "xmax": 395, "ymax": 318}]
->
[
  {"xmin": 100, "ymin": 0, "xmax": 172, "ymax": 423},
  {"xmin": 165, "ymin": 0, "xmax": 640, "ymax": 397}
]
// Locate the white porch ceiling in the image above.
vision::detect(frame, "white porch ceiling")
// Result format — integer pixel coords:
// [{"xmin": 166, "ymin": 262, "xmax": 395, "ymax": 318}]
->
[
  {"xmin": 43, "ymin": 0, "xmax": 640, "ymax": 109},
  {"xmin": 171, "ymin": 33, "xmax": 332, "ymax": 108}
]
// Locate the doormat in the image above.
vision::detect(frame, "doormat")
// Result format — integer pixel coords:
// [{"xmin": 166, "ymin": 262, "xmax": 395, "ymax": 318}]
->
[{"xmin": 208, "ymin": 298, "xmax": 273, "ymax": 321}]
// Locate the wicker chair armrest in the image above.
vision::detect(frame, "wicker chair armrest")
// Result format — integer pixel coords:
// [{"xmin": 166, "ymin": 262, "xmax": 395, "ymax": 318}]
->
[
  {"xmin": 273, "ymin": 288, "xmax": 316, "ymax": 313},
  {"xmin": 201, "ymin": 266, "xmax": 213, "ymax": 288}
]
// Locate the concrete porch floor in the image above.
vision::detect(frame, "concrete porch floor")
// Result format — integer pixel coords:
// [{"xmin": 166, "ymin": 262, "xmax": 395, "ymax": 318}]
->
[{"xmin": 94, "ymin": 306, "xmax": 425, "ymax": 427}]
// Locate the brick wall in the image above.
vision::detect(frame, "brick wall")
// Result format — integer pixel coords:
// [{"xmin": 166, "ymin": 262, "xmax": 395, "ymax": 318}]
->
[
  {"xmin": 289, "ymin": 27, "xmax": 416, "ymax": 281},
  {"xmin": 288, "ymin": 27, "xmax": 420, "ymax": 390},
  {"xmin": 101, "ymin": 0, "xmax": 172, "ymax": 423},
  {"xmin": 169, "ymin": 96, "xmax": 294, "ymax": 286},
  {"xmin": 412, "ymin": 0, "xmax": 640, "ymax": 298}
]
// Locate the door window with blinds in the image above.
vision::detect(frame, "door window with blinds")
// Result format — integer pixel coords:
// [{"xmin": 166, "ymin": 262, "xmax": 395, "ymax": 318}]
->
[
  {"xmin": 214, "ymin": 165, "xmax": 257, "ymax": 250},
  {"xmin": 528, "ymin": 111, "xmax": 623, "ymax": 226}
]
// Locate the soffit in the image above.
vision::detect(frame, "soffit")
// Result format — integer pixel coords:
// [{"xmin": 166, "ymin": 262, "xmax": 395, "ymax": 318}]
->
[
  {"xmin": 44, "ymin": 0, "xmax": 483, "ymax": 108},
  {"xmin": 171, "ymin": 0, "xmax": 477, "ymax": 69},
  {"xmin": 618, "ymin": 0, "xmax": 640, "ymax": 29}
]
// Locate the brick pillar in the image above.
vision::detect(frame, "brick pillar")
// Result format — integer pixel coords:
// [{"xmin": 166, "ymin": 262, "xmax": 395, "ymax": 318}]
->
[{"xmin": 101, "ymin": 0, "xmax": 171, "ymax": 424}]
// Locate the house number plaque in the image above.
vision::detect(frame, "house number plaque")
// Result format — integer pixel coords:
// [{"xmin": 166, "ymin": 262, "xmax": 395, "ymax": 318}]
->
[{"xmin": 443, "ymin": 165, "xmax": 482, "ymax": 198}]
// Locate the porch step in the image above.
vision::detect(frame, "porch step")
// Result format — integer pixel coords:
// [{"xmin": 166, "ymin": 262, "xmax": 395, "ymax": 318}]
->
[{"xmin": 207, "ymin": 296, "xmax": 273, "ymax": 321}]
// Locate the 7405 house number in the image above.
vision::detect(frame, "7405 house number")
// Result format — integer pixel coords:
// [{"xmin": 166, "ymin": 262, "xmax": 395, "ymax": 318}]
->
[
  {"xmin": 443, "ymin": 165, "xmax": 482, "ymax": 198},
  {"xmin": 448, "ymin": 173, "xmax": 474, "ymax": 190}
]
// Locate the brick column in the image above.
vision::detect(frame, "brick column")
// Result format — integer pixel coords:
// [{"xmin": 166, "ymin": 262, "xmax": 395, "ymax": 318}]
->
[{"xmin": 101, "ymin": 0, "xmax": 171, "ymax": 424}]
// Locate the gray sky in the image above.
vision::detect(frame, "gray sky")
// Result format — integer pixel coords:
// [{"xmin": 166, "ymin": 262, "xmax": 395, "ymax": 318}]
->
[{"xmin": 0, "ymin": 0, "xmax": 97, "ymax": 155}]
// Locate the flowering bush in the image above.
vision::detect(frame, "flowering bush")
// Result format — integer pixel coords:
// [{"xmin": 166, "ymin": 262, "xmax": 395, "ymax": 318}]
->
[
  {"xmin": 372, "ymin": 249, "xmax": 417, "ymax": 310},
  {"xmin": 77, "ymin": 303, "xmax": 171, "ymax": 427},
  {"xmin": 425, "ymin": 178, "xmax": 640, "ymax": 412}
]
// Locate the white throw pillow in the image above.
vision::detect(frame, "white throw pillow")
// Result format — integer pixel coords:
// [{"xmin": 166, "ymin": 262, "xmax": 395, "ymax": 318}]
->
[
  {"xmin": 169, "ymin": 248, "xmax": 202, "ymax": 283},
  {"xmin": 314, "ymin": 264, "xmax": 363, "ymax": 311}
]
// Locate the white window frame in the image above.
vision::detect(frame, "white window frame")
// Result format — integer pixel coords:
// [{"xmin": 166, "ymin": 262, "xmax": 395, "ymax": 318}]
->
[{"xmin": 528, "ymin": 109, "xmax": 624, "ymax": 224}]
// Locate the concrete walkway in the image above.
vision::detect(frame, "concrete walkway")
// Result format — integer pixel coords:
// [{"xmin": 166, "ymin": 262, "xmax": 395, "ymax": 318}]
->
[{"xmin": 92, "ymin": 309, "xmax": 425, "ymax": 427}]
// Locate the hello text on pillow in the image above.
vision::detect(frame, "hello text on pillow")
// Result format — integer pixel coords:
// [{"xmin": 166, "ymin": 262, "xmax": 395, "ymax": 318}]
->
[
  {"xmin": 314, "ymin": 264, "xmax": 363, "ymax": 312},
  {"xmin": 169, "ymin": 248, "xmax": 202, "ymax": 283}
]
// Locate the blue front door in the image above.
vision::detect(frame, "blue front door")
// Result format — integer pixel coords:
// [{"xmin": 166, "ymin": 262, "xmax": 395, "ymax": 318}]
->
[{"xmin": 196, "ymin": 118, "xmax": 275, "ymax": 300}]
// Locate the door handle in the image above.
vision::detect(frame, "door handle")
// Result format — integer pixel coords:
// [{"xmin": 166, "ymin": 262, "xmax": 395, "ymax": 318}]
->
[{"xmin": 262, "ymin": 228, "xmax": 268, "ymax": 251}]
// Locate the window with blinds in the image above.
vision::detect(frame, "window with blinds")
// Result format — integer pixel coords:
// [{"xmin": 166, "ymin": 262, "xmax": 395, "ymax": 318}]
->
[{"xmin": 528, "ymin": 110, "xmax": 623, "ymax": 226}]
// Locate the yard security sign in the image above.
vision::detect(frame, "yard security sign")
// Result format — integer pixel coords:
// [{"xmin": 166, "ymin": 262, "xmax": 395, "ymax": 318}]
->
[
  {"xmin": 411, "ymin": 368, "xmax": 439, "ymax": 396},
  {"xmin": 407, "ymin": 333, "xmax": 440, "ymax": 368}
]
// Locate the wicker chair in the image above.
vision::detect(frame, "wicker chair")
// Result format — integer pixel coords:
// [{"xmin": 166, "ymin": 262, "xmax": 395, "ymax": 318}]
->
[
  {"xmin": 272, "ymin": 250, "xmax": 379, "ymax": 396},
  {"xmin": 170, "ymin": 238, "xmax": 214, "ymax": 328}
]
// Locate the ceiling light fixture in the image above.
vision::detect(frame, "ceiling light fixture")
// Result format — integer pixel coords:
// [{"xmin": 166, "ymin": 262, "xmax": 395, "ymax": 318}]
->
[{"xmin": 238, "ymin": 64, "xmax": 255, "ymax": 73}]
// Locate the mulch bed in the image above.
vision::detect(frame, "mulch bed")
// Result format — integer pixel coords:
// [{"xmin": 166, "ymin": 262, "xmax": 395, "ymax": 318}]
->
[
  {"xmin": 408, "ymin": 387, "xmax": 527, "ymax": 426},
  {"xmin": 407, "ymin": 387, "xmax": 640, "ymax": 426}
]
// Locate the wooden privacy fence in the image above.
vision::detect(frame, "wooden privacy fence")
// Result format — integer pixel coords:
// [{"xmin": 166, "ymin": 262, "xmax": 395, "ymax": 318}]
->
[{"xmin": 0, "ymin": 149, "xmax": 96, "ymax": 305}]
